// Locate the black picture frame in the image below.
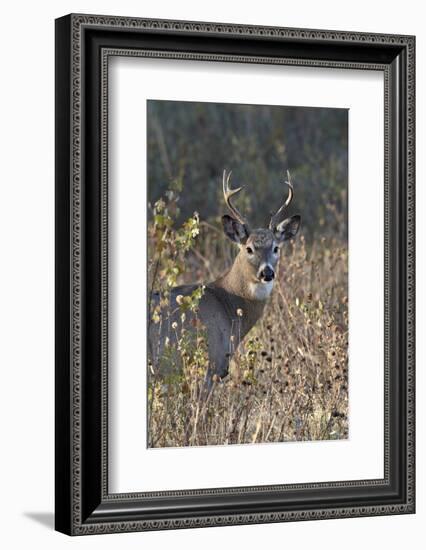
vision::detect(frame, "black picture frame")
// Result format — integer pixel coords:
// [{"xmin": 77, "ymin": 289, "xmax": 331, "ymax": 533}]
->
[{"xmin": 55, "ymin": 13, "xmax": 415, "ymax": 535}]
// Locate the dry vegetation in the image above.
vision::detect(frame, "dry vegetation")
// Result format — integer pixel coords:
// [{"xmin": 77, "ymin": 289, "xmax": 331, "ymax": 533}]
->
[
  {"xmin": 147, "ymin": 188, "xmax": 348, "ymax": 448},
  {"xmin": 147, "ymin": 100, "xmax": 348, "ymax": 448}
]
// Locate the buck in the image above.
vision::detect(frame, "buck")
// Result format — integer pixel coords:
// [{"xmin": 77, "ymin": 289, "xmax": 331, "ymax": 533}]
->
[{"xmin": 149, "ymin": 170, "xmax": 301, "ymax": 382}]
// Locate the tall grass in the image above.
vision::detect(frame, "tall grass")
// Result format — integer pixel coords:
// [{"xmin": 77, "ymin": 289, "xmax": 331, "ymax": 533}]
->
[{"xmin": 147, "ymin": 190, "xmax": 348, "ymax": 448}]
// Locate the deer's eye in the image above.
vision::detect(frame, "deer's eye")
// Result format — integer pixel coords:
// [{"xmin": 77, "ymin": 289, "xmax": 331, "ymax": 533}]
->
[
  {"xmin": 246, "ymin": 246, "xmax": 254, "ymax": 255},
  {"xmin": 274, "ymin": 246, "xmax": 279, "ymax": 254}
]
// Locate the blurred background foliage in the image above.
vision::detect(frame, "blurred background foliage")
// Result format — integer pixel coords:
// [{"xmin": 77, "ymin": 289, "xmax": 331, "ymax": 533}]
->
[{"xmin": 147, "ymin": 100, "xmax": 348, "ymax": 243}]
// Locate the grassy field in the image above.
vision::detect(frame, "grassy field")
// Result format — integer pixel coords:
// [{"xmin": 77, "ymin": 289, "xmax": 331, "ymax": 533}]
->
[
  {"xmin": 147, "ymin": 197, "xmax": 348, "ymax": 448},
  {"xmin": 147, "ymin": 101, "xmax": 348, "ymax": 448}
]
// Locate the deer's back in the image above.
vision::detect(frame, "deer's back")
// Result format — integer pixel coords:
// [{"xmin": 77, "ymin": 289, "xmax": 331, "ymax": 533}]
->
[{"xmin": 148, "ymin": 284, "xmax": 235, "ymax": 378}]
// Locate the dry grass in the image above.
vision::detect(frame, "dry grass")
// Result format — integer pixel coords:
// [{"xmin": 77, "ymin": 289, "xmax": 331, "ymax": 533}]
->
[{"xmin": 148, "ymin": 224, "xmax": 348, "ymax": 448}]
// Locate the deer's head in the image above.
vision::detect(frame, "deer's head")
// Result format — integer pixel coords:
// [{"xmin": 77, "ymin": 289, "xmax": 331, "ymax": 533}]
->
[{"xmin": 221, "ymin": 170, "xmax": 301, "ymax": 300}]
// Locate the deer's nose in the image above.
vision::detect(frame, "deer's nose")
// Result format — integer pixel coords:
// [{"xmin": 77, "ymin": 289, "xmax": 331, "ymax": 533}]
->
[{"xmin": 259, "ymin": 265, "xmax": 275, "ymax": 282}]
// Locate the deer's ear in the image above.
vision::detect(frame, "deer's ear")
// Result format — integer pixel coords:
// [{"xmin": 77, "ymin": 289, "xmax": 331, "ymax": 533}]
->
[
  {"xmin": 274, "ymin": 215, "xmax": 301, "ymax": 243},
  {"xmin": 222, "ymin": 215, "xmax": 249, "ymax": 244}
]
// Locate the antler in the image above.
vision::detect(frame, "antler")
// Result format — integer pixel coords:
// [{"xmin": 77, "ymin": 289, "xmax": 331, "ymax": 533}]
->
[
  {"xmin": 269, "ymin": 170, "xmax": 294, "ymax": 230},
  {"xmin": 223, "ymin": 170, "xmax": 249, "ymax": 227}
]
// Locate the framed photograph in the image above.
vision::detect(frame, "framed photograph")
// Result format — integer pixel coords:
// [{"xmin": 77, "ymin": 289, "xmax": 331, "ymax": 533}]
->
[{"xmin": 55, "ymin": 14, "xmax": 415, "ymax": 535}]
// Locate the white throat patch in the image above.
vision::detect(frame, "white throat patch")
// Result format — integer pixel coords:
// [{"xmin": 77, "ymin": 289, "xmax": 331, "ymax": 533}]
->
[{"xmin": 249, "ymin": 280, "xmax": 274, "ymax": 301}]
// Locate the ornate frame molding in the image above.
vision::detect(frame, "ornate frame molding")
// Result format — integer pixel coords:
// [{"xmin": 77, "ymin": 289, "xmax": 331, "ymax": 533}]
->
[{"xmin": 55, "ymin": 14, "xmax": 415, "ymax": 535}]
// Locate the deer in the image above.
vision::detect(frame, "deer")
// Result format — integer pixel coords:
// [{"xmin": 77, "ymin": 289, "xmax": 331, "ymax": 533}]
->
[{"xmin": 148, "ymin": 170, "xmax": 301, "ymax": 385}]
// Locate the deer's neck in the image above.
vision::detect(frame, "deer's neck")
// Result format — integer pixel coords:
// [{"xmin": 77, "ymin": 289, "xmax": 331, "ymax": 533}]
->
[{"xmin": 210, "ymin": 254, "xmax": 271, "ymax": 338}]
